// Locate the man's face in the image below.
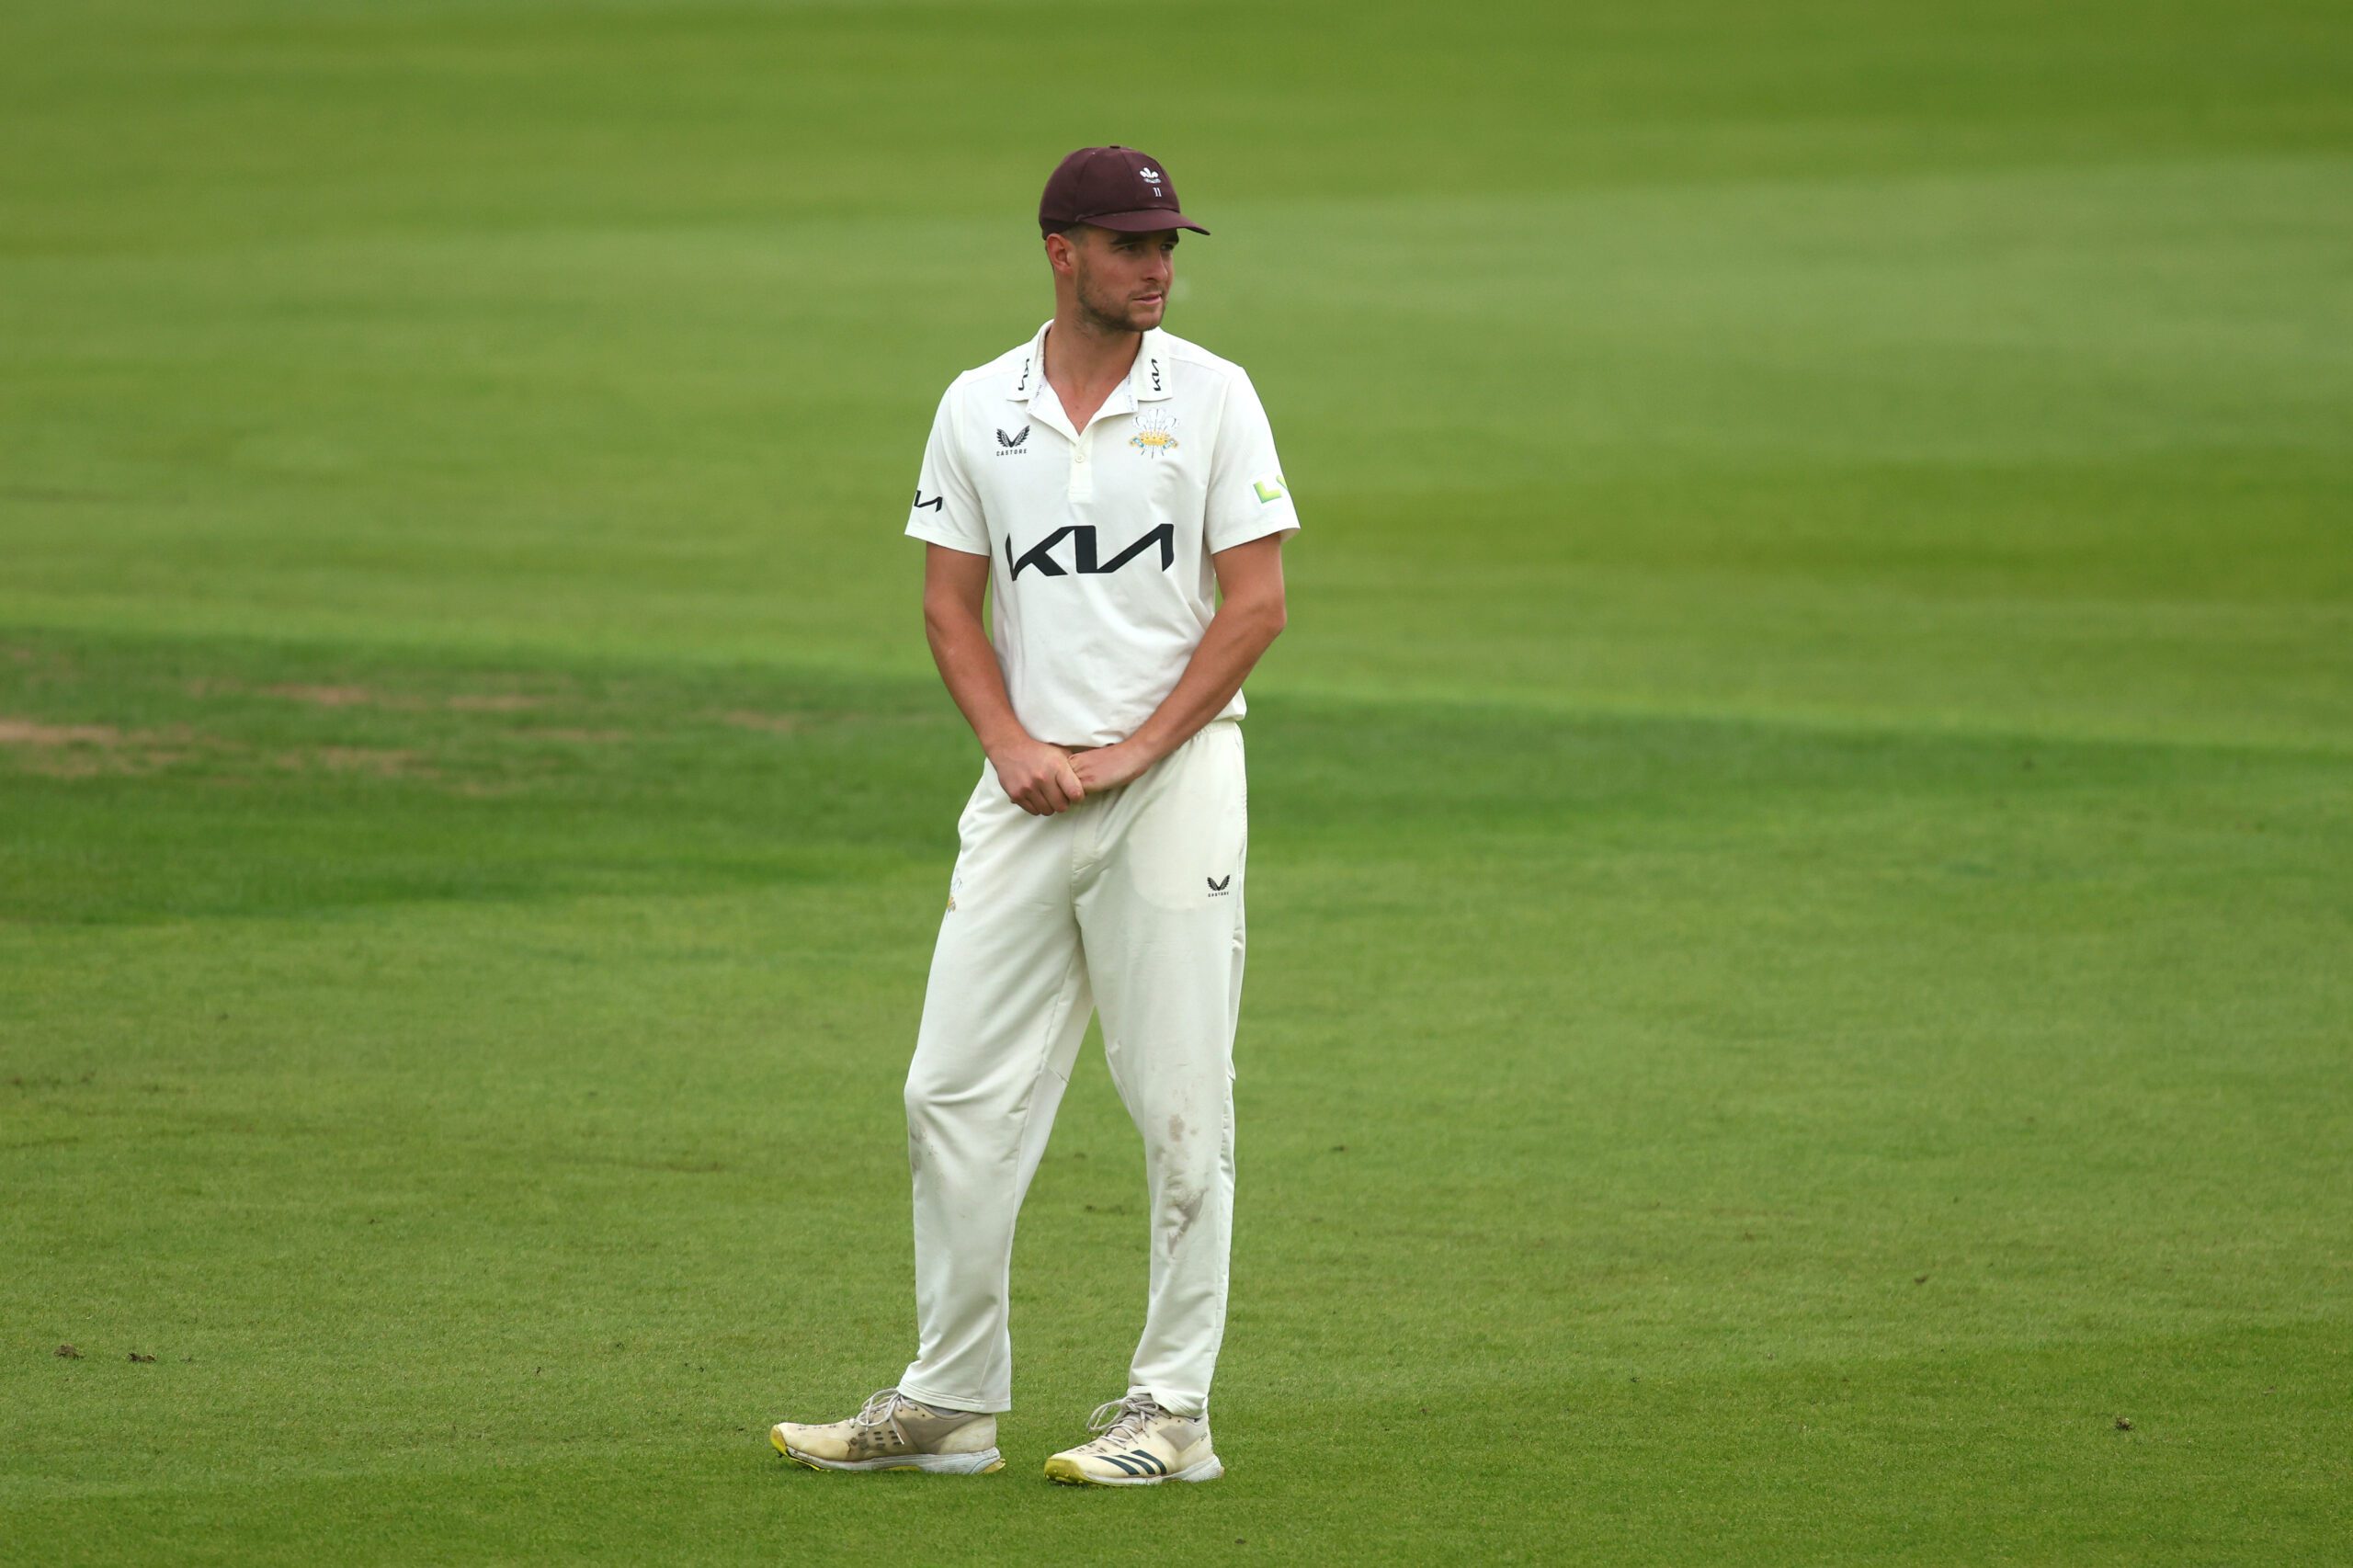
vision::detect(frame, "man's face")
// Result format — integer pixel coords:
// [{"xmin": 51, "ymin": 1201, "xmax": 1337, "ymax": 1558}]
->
[{"xmin": 1067, "ymin": 225, "xmax": 1177, "ymax": 333}]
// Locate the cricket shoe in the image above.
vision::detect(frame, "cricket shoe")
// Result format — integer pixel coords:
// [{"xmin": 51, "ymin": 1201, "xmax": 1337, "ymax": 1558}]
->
[
  {"xmin": 1042, "ymin": 1394, "xmax": 1222, "ymax": 1486},
  {"xmin": 769, "ymin": 1387, "xmax": 1003, "ymax": 1474}
]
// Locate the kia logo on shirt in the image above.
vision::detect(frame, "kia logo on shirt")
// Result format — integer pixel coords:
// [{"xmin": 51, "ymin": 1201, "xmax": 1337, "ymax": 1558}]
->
[{"xmin": 1006, "ymin": 523, "xmax": 1176, "ymax": 580}]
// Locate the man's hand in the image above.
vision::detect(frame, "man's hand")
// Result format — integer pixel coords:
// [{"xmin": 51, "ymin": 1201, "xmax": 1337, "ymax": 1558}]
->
[
  {"xmin": 989, "ymin": 736, "xmax": 1088, "ymax": 816},
  {"xmin": 1069, "ymin": 742, "xmax": 1152, "ymax": 794}
]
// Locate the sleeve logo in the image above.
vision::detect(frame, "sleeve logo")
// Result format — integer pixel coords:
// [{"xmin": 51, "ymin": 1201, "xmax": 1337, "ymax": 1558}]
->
[{"xmin": 1252, "ymin": 475, "xmax": 1288, "ymax": 505}]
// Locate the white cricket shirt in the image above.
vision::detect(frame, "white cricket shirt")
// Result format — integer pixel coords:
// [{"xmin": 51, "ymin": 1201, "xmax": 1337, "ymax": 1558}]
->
[{"xmin": 904, "ymin": 319, "xmax": 1300, "ymax": 748}]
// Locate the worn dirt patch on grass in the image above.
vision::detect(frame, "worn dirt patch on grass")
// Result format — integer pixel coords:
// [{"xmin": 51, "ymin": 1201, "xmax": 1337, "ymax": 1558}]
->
[
  {"xmin": 272, "ymin": 746, "xmax": 435, "ymax": 778},
  {"xmin": 0, "ymin": 718, "xmax": 124, "ymax": 747},
  {"xmin": 265, "ymin": 684, "xmax": 541, "ymax": 712},
  {"xmin": 445, "ymin": 694, "xmax": 545, "ymax": 712},
  {"xmin": 3, "ymin": 715, "xmax": 451, "ymax": 783},
  {"xmin": 265, "ymin": 683, "xmax": 387, "ymax": 709},
  {"xmin": 204, "ymin": 681, "xmax": 553, "ymax": 714},
  {"xmin": 721, "ymin": 710, "xmax": 803, "ymax": 734},
  {"xmin": 0, "ymin": 716, "xmax": 210, "ymax": 777}
]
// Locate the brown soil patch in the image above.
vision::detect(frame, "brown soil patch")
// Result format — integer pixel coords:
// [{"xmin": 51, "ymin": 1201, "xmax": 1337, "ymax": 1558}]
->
[
  {"xmin": 5, "ymin": 712, "xmax": 469, "ymax": 786},
  {"xmin": 0, "ymin": 718, "xmax": 123, "ymax": 747},
  {"xmin": 19, "ymin": 751, "xmax": 195, "ymax": 779},
  {"xmin": 722, "ymin": 710, "xmax": 803, "ymax": 734},
  {"xmin": 265, "ymin": 683, "xmax": 383, "ymax": 708},
  {"xmin": 253, "ymin": 683, "xmax": 547, "ymax": 715},
  {"xmin": 1, "ymin": 718, "xmax": 209, "ymax": 778},
  {"xmin": 273, "ymin": 746, "xmax": 433, "ymax": 778},
  {"xmin": 445, "ymin": 694, "xmax": 544, "ymax": 712}
]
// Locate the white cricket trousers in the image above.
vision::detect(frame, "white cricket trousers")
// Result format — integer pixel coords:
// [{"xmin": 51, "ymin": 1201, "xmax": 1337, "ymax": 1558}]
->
[{"xmin": 897, "ymin": 717, "xmax": 1247, "ymax": 1420}]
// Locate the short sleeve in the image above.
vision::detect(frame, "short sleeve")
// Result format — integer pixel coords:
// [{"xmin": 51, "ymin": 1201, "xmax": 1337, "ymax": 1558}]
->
[
  {"xmin": 904, "ymin": 386, "xmax": 988, "ymax": 555},
  {"xmin": 1204, "ymin": 370, "xmax": 1301, "ymax": 553}
]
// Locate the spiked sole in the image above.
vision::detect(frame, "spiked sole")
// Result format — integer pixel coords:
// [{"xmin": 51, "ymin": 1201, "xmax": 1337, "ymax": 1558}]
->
[
  {"xmin": 1043, "ymin": 1453, "xmax": 1224, "ymax": 1487},
  {"xmin": 770, "ymin": 1426, "xmax": 1004, "ymax": 1474}
]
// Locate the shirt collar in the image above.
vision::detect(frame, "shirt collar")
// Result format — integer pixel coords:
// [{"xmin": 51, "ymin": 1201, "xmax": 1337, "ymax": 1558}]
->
[
  {"xmin": 1008, "ymin": 321, "xmax": 1174, "ymax": 405},
  {"xmin": 1008, "ymin": 319, "xmax": 1051, "ymax": 403},
  {"xmin": 1131, "ymin": 327, "xmax": 1173, "ymax": 403}
]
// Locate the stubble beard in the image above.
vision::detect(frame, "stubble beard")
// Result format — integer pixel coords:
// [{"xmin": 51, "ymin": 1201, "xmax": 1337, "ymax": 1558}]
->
[{"xmin": 1074, "ymin": 265, "xmax": 1162, "ymax": 336}]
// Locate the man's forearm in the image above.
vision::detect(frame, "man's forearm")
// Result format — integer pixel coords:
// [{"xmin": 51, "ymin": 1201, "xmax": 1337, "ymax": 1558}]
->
[
  {"xmin": 925, "ymin": 606, "xmax": 1029, "ymax": 755},
  {"xmin": 1121, "ymin": 598, "xmax": 1285, "ymax": 766}
]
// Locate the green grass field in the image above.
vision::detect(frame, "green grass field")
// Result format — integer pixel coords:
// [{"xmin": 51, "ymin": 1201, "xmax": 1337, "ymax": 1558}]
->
[{"xmin": 5, "ymin": 1, "xmax": 2348, "ymax": 1562}]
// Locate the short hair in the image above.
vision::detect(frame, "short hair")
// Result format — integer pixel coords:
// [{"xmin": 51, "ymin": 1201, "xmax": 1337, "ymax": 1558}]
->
[{"xmin": 1041, "ymin": 220, "xmax": 1086, "ymax": 242}]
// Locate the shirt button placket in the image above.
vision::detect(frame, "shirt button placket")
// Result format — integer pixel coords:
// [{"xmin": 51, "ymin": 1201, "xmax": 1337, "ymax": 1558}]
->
[{"xmin": 1069, "ymin": 429, "xmax": 1095, "ymax": 502}]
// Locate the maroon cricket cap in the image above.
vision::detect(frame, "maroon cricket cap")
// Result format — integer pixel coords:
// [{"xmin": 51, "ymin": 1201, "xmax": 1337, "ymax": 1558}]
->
[{"xmin": 1039, "ymin": 145, "xmax": 1209, "ymax": 237}]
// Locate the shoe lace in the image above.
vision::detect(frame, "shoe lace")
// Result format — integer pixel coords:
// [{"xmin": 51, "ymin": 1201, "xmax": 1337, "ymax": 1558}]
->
[
  {"xmin": 1086, "ymin": 1395, "xmax": 1166, "ymax": 1448},
  {"xmin": 854, "ymin": 1388, "xmax": 909, "ymax": 1429}
]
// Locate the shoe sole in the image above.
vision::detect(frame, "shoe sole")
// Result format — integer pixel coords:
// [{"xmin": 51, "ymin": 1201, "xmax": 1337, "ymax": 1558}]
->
[
  {"xmin": 1043, "ymin": 1453, "xmax": 1223, "ymax": 1487},
  {"xmin": 771, "ymin": 1426, "xmax": 1004, "ymax": 1474}
]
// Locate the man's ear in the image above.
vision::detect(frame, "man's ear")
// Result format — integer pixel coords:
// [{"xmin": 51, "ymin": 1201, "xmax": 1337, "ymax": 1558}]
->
[{"xmin": 1049, "ymin": 225, "xmax": 1102, "ymax": 271}]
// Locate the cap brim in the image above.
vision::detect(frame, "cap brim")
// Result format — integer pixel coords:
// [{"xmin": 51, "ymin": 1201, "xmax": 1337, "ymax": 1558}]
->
[{"xmin": 1083, "ymin": 209, "xmax": 1210, "ymax": 235}]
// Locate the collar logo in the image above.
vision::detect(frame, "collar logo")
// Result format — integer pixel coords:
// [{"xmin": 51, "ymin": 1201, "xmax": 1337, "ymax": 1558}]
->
[{"xmin": 1128, "ymin": 409, "xmax": 1178, "ymax": 458}]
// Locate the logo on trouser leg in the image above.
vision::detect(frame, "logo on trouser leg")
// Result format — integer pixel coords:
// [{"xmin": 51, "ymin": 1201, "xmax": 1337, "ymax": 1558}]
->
[{"xmin": 1206, "ymin": 875, "xmax": 1231, "ymax": 897}]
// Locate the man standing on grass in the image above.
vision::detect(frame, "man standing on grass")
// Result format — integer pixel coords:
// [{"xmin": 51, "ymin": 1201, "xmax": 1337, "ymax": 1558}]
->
[{"xmin": 769, "ymin": 146, "xmax": 1299, "ymax": 1486}]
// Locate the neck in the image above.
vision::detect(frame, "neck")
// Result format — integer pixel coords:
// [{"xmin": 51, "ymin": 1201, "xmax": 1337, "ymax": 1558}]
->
[{"xmin": 1043, "ymin": 302, "xmax": 1143, "ymax": 392}]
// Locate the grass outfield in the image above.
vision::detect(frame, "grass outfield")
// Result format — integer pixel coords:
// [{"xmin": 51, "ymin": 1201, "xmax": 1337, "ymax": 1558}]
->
[{"xmin": 4, "ymin": 1, "xmax": 2348, "ymax": 1562}]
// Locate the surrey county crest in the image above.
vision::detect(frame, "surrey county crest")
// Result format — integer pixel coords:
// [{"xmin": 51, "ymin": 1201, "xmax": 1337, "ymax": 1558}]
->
[{"xmin": 1129, "ymin": 409, "xmax": 1178, "ymax": 458}]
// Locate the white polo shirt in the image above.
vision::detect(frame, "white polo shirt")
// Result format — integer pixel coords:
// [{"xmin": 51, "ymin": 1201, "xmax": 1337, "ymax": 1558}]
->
[{"xmin": 904, "ymin": 319, "xmax": 1300, "ymax": 748}]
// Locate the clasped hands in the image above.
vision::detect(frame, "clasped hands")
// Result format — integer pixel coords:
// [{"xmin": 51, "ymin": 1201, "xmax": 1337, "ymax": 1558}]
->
[{"xmin": 989, "ymin": 734, "xmax": 1154, "ymax": 816}]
